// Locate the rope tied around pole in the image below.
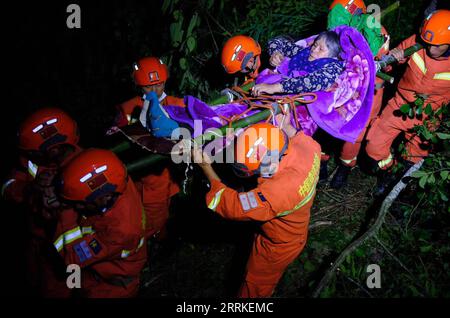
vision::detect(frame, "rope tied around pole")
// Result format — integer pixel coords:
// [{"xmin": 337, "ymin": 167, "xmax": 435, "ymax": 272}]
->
[{"xmin": 218, "ymin": 86, "xmax": 317, "ymax": 129}]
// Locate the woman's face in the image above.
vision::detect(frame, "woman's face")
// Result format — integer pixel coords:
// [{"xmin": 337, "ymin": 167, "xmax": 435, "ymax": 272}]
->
[{"xmin": 309, "ymin": 37, "xmax": 331, "ymax": 61}]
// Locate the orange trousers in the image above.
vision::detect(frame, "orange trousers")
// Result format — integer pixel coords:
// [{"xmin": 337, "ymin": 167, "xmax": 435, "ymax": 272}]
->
[
  {"xmin": 340, "ymin": 85, "xmax": 384, "ymax": 167},
  {"xmin": 136, "ymin": 167, "xmax": 180, "ymax": 240},
  {"xmin": 366, "ymin": 93, "xmax": 435, "ymax": 169},
  {"xmin": 237, "ymin": 217, "xmax": 309, "ymax": 298}
]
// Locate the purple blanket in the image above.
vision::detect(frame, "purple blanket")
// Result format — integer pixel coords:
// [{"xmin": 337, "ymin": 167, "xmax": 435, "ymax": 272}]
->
[{"xmin": 165, "ymin": 26, "xmax": 375, "ymax": 143}]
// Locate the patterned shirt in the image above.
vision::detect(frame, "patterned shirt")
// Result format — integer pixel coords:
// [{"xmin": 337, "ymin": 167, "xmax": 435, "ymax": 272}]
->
[{"xmin": 267, "ymin": 36, "xmax": 345, "ymax": 94}]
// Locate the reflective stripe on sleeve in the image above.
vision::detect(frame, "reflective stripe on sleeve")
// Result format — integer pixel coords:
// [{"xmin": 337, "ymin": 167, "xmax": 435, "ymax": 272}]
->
[{"xmin": 207, "ymin": 188, "xmax": 225, "ymax": 212}]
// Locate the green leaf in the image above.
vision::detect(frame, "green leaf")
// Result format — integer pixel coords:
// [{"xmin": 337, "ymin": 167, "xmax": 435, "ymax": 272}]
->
[
  {"xmin": 419, "ymin": 175, "xmax": 428, "ymax": 188},
  {"xmin": 428, "ymin": 174, "xmax": 435, "ymax": 184},
  {"xmin": 416, "ymin": 104, "xmax": 423, "ymax": 115},
  {"xmin": 440, "ymin": 171, "xmax": 449, "ymax": 180},
  {"xmin": 162, "ymin": 0, "xmax": 172, "ymax": 14},
  {"xmin": 420, "ymin": 245, "xmax": 432, "ymax": 253},
  {"xmin": 186, "ymin": 36, "xmax": 196, "ymax": 53},
  {"xmin": 179, "ymin": 58, "xmax": 187, "ymax": 70},
  {"xmin": 400, "ymin": 103, "xmax": 411, "ymax": 114},
  {"xmin": 436, "ymin": 132, "xmax": 450, "ymax": 140},
  {"xmin": 186, "ymin": 13, "xmax": 199, "ymax": 38},
  {"xmin": 411, "ymin": 171, "xmax": 427, "ymax": 178},
  {"xmin": 439, "ymin": 190, "xmax": 449, "ymax": 202},
  {"xmin": 408, "ymin": 108, "xmax": 415, "ymax": 119},
  {"xmin": 170, "ymin": 21, "xmax": 184, "ymax": 47},
  {"xmin": 425, "ymin": 103, "xmax": 433, "ymax": 116},
  {"xmin": 422, "ymin": 129, "xmax": 433, "ymax": 140},
  {"xmin": 414, "ymin": 97, "xmax": 424, "ymax": 107}
]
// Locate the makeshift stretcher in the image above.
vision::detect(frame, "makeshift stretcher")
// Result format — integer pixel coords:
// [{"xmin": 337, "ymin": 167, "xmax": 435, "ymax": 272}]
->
[{"xmin": 113, "ymin": 28, "xmax": 422, "ymax": 173}]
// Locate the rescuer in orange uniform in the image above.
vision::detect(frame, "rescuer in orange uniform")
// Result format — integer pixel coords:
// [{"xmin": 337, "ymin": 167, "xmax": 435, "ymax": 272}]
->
[
  {"xmin": 2, "ymin": 108, "xmax": 83, "ymax": 297},
  {"xmin": 114, "ymin": 56, "xmax": 181, "ymax": 240},
  {"xmin": 54, "ymin": 149, "xmax": 147, "ymax": 298},
  {"xmin": 193, "ymin": 111, "xmax": 321, "ymax": 297},
  {"xmin": 328, "ymin": 0, "xmax": 391, "ymax": 188},
  {"xmin": 115, "ymin": 56, "xmax": 185, "ymax": 127},
  {"xmin": 221, "ymin": 35, "xmax": 262, "ymax": 80},
  {"xmin": 365, "ymin": 10, "xmax": 450, "ymax": 196}
]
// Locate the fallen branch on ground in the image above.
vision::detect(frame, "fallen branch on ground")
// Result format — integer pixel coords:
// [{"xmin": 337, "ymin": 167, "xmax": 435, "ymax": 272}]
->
[{"xmin": 311, "ymin": 160, "xmax": 424, "ymax": 298}]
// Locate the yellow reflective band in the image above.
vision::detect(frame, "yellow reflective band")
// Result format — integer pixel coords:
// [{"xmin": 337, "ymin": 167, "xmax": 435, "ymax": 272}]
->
[
  {"xmin": 434, "ymin": 72, "xmax": 450, "ymax": 81},
  {"xmin": 340, "ymin": 157, "xmax": 357, "ymax": 165},
  {"xmin": 208, "ymin": 188, "xmax": 225, "ymax": 212},
  {"xmin": 27, "ymin": 160, "xmax": 38, "ymax": 179},
  {"xmin": 121, "ymin": 250, "xmax": 131, "ymax": 258},
  {"xmin": 53, "ymin": 227, "xmax": 83, "ymax": 252},
  {"xmin": 141, "ymin": 207, "xmax": 147, "ymax": 231},
  {"xmin": 378, "ymin": 153, "xmax": 394, "ymax": 169},
  {"xmin": 63, "ymin": 227, "xmax": 83, "ymax": 244},
  {"xmin": 1, "ymin": 179, "xmax": 15, "ymax": 197},
  {"xmin": 126, "ymin": 114, "xmax": 132, "ymax": 123},
  {"xmin": 54, "ymin": 235, "xmax": 64, "ymax": 252},
  {"xmin": 412, "ymin": 53, "xmax": 427, "ymax": 74},
  {"xmin": 81, "ymin": 226, "xmax": 94, "ymax": 235},
  {"xmin": 136, "ymin": 237, "xmax": 145, "ymax": 251},
  {"xmin": 277, "ymin": 175, "xmax": 318, "ymax": 218}
]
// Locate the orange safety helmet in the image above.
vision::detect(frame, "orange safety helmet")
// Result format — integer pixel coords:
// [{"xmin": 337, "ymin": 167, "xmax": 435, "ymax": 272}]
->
[
  {"xmin": 18, "ymin": 107, "xmax": 79, "ymax": 152},
  {"xmin": 329, "ymin": 0, "xmax": 366, "ymax": 15},
  {"xmin": 420, "ymin": 10, "xmax": 450, "ymax": 45},
  {"xmin": 233, "ymin": 122, "xmax": 288, "ymax": 177},
  {"xmin": 60, "ymin": 148, "xmax": 127, "ymax": 202},
  {"xmin": 221, "ymin": 35, "xmax": 262, "ymax": 74},
  {"xmin": 132, "ymin": 56, "xmax": 169, "ymax": 86}
]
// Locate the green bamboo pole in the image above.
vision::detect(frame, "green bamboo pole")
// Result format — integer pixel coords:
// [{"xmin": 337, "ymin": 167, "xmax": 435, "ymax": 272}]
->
[
  {"xmin": 208, "ymin": 81, "xmax": 255, "ymax": 105},
  {"xmin": 374, "ymin": 43, "xmax": 423, "ymax": 84},
  {"xmin": 110, "ymin": 140, "xmax": 132, "ymax": 153},
  {"xmin": 126, "ymin": 153, "xmax": 167, "ymax": 173},
  {"xmin": 126, "ymin": 102, "xmax": 285, "ymax": 173},
  {"xmin": 376, "ymin": 43, "xmax": 423, "ymax": 70},
  {"xmin": 376, "ymin": 71, "xmax": 394, "ymax": 84}
]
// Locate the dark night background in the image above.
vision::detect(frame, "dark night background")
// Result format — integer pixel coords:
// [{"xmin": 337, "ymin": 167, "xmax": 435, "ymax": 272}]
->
[{"xmin": 3, "ymin": 0, "xmax": 450, "ymax": 299}]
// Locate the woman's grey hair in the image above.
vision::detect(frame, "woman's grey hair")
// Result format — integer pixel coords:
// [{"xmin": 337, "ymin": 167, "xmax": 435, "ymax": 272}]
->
[{"xmin": 315, "ymin": 31, "xmax": 341, "ymax": 58}]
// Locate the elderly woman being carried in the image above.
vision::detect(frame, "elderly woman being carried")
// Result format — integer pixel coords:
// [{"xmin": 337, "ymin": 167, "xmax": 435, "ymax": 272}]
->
[{"xmin": 253, "ymin": 31, "xmax": 345, "ymax": 96}]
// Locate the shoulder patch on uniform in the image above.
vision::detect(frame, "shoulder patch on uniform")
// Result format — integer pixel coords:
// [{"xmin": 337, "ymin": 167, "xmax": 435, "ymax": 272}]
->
[
  {"xmin": 73, "ymin": 241, "xmax": 93, "ymax": 263},
  {"xmin": 239, "ymin": 193, "xmax": 251, "ymax": 211},
  {"xmin": 247, "ymin": 191, "xmax": 259, "ymax": 209},
  {"xmin": 89, "ymin": 239, "xmax": 102, "ymax": 255}
]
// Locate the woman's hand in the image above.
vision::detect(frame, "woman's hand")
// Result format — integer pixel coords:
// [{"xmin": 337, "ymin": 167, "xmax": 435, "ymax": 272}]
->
[
  {"xmin": 252, "ymin": 83, "xmax": 283, "ymax": 97},
  {"xmin": 269, "ymin": 51, "xmax": 285, "ymax": 67}
]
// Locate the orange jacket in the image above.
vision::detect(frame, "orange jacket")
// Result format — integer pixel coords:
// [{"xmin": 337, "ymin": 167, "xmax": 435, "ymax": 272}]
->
[
  {"xmin": 53, "ymin": 179, "xmax": 147, "ymax": 281},
  {"xmin": 115, "ymin": 94, "xmax": 185, "ymax": 127},
  {"xmin": 206, "ymin": 132, "xmax": 321, "ymax": 243},
  {"xmin": 394, "ymin": 34, "xmax": 450, "ymax": 109}
]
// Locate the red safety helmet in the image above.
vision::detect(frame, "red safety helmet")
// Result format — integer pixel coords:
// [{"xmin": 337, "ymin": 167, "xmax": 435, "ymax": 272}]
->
[
  {"xmin": 60, "ymin": 148, "xmax": 127, "ymax": 202},
  {"xmin": 221, "ymin": 35, "xmax": 262, "ymax": 74},
  {"xmin": 132, "ymin": 56, "xmax": 169, "ymax": 86},
  {"xmin": 18, "ymin": 107, "xmax": 79, "ymax": 152},
  {"xmin": 233, "ymin": 122, "xmax": 288, "ymax": 177},
  {"xmin": 329, "ymin": 0, "xmax": 367, "ymax": 15},
  {"xmin": 420, "ymin": 10, "xmax": 450, "ymax": 45}
]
